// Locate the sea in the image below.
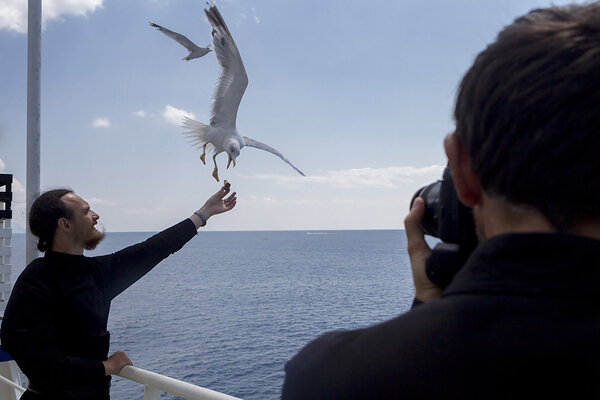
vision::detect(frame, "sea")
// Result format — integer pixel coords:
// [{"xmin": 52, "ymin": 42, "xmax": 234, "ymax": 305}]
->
[{"xmin": 9, "ymin": 229, "xmax": 418, "ymax": 400}]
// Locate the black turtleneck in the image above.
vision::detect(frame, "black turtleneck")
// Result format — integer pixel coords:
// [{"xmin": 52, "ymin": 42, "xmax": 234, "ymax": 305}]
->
[
  {"xmin": 282, "ymin": 233, "xmax": 600, "ymax": 399},
  {"xmin": 0, "ymin": 219, "xmax": 197, "ymax": 396}
]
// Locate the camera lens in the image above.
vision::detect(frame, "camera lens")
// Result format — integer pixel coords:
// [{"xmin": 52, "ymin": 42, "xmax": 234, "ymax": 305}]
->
[{"xmin": 410, "ymin": 181, "xmax": 441, "ymax": 238}]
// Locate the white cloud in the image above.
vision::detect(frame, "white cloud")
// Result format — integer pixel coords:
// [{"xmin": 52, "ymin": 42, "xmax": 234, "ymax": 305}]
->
[
  {"xmin": 252, "ymin": 8, "xmax": 260, "ymax": 24},
  {"xmin": 240, "ymin": 7, "xmax": 260, "ymax": 24},
  {"xmin": 124, "ymin": 206, "xmax": 170, "ymax": 215},
  {"xmin": 292, "ymin": 199, "xmax": 318, "ymax": 205},
  {"xmin": 11, "ymin": 178, "xmax": 25, "ymax": 203},
  {"xmin": 0, "ymin": 0, "xmax": 103, "ymax": 33},
  {"xmin": 92, "ymin": 117, "xmax": 111, "ymax": 128},
  {"xmin": 88, "ymin": 197, "xmax": 117, "ymax": 206},
  {"xmin": 331, "ymin": 198, "xmax": 399, "ymax": 206},
  {"xmin": 247, "ymin": 195, "xmax": 280, "ymax": 206},
  {"xmin": 0, "ymin": 158, "xmax": 23, "ymax": 200},
  {"xmin": 162, "ymin": 105, "xmax": 195, "ymax": 126},
  {"xmin": 133, "ymin": 110, "xmax": 146, "ymax": 118},
  {"xmin": 253, "ymin": 165, "xmax": 445, "ymax": 189}
]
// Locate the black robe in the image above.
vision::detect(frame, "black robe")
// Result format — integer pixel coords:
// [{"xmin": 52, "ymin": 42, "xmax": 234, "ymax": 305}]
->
[{"xmin": 1, "ymin": 219, "xmax": 197, "ymax": 399}]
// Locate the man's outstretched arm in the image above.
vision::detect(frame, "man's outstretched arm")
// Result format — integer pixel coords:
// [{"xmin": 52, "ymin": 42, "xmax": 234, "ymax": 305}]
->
[{"xmin": 95, "ymin": 183, "xmax": 237, "ymax": 299}]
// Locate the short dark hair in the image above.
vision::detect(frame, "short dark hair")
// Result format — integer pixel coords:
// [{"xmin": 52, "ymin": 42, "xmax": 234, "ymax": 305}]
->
[
  {"xmin": 29, "ymin": 189, "xmax": 73, "ymax": 252},
  {"xmin": 454, "ymin": 2, "xmax": 600, "ymax": 230}
]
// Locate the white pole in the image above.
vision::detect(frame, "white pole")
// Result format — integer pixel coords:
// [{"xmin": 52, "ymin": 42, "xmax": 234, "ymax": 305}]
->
[{"xmin": 26, "ymin": 0, "xmax": 42, "ymax": 264}]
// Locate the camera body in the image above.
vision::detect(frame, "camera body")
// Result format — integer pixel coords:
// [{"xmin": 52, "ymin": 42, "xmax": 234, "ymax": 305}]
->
[{"xmin": 411, "ymin": 166, "xmax": 478, "ymax": 287}]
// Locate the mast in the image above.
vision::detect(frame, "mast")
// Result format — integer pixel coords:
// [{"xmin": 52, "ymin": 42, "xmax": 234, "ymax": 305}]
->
[{"xmin": 26, "ymin": 0, "xmax": 42, "ymax": 264}]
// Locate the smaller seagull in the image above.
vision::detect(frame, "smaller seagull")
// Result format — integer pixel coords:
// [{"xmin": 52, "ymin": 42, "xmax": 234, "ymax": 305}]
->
[{"xmin": 149, "ymin": 22, "xmax": 211, "ymax": 61}]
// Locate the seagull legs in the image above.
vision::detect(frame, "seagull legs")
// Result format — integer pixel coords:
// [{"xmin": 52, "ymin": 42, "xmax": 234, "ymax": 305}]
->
[
  {"xmin": 200, "ymin": 143, "xmax": 208, "ymax": 165},
  {"xmin": 212, "ymin": 154, "xmax": 219, "ymax": 182}
]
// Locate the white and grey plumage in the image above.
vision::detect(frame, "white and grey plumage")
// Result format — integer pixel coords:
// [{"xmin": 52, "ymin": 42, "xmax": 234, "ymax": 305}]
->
[
  {"xmin": 182, "ymin": 5, "xmax": 305, "ymax": 181},
  {"xmin": 149, "ymin": 22, "xmax": 211, "ymax": 61}
]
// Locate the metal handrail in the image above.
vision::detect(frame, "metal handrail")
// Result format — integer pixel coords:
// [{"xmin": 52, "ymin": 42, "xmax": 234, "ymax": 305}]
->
[
  {"xmin": 0, "ymin": 364, "xmax": 241, "ymax": 400},
  {"xmin": 0, "ymin": 373, "xmax": 25, "ymax": 393},
  {"xmin": 118, "ymin": 365, "xmax": 242, "ymax": 400}
]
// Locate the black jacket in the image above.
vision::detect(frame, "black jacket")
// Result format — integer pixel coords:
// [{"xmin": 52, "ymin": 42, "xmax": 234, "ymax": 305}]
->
[
  {"xmin": 1, "ymin": 219, "xmax": 197, "ymax": 399},
  {"xmin": 282, "ymin": 233, "xmax": 600, "ymax": 399}
]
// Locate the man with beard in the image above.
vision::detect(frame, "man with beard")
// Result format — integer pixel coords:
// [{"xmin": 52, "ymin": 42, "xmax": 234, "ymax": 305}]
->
[{"xmin": 1, "ymin": 184, "xmax": 237, "ymax": 399}]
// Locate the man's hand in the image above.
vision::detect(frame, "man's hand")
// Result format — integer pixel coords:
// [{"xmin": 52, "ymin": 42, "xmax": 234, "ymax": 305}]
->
[
  {"xmin": 103, "ymin": 350, "xmax": 133, "ymax": 376},
  {"xmin": 404, "ymin": 197, "xmax": 443, "ymax": 302},
  {"xmin": 192, "ymin": 182, "xmax": 238, "ymax": 228}
]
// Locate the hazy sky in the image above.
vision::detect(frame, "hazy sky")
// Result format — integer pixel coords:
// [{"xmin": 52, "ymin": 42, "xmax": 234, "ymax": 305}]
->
[{"xmin": 0, "ymin": 0, "xmax": 585, "ymax": 232}]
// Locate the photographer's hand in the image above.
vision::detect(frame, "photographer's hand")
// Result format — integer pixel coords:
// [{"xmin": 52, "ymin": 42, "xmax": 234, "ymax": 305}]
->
[{"xmin": 404, "ymin": 197, "xmax": 443, "ymax": 302}]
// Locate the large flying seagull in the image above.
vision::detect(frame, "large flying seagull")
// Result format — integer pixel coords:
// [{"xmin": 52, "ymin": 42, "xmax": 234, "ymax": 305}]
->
[{"xmin": 180, "ymin": 5, "xmax": 305, "ymax": 181}]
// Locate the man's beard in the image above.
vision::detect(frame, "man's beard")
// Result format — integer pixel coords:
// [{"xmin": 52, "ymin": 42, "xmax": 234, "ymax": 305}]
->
[{"xmin": 85, "ymin": 226, "xmax": 106, "ymax": 251}]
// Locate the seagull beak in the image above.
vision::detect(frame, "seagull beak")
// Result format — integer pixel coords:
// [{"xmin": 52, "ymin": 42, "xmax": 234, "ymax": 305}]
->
[{"xmin": 227, "ymin": 154, "xmax": 233, "ymax": 169}]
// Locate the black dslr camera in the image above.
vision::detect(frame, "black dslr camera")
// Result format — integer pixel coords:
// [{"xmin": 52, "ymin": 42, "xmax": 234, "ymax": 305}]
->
[{"xmin": 410, "ymin": 165, "xmax": 478, "ymax": 288}]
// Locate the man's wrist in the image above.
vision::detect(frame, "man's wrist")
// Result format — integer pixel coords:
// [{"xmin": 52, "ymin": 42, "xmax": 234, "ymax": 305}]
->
[
  {"xmin": 102, "ymin": 360, "xmax": 113, "ymax": 376},
  {"xmin": 194, "ymin": 211, "xmax": 208, "ymax": 227},
  {"xmin": 191, "ymin": 208, "xmax": 211, "ymax": 229}
]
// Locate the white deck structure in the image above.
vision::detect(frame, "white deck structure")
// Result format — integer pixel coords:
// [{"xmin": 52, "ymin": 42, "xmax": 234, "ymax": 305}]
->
[{"xmin": 0, "ymin": 174, "xmax": 23, "ymax": 400}]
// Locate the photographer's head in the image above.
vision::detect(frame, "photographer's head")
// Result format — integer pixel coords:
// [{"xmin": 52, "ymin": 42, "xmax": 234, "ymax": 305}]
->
[{"xmin": 450, "ymin": 2, "xmax": 600, "ymax": 237}]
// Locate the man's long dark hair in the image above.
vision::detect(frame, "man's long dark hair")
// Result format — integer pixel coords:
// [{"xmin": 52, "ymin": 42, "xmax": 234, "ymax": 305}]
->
[
  {"xmin": 29, "ymin": 189, "xmax": 73, "ymax": 252},
  {"xmin": 454, "ymin": 2, "xmax": 600, "ymax": 230}
]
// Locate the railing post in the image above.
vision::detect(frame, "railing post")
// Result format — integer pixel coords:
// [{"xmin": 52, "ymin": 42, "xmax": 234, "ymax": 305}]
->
[{"xmin": 144, "ymin": 386, "xmax": 162, "ymax": 400}]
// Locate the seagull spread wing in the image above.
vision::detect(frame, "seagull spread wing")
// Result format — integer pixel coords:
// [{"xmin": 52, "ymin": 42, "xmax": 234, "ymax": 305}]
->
[
  {"xmin": 205, "ymin": 6, "xmax": 249, "ymax": 129},
  {"xmin": 243, "ymin": 137, "xmax": 305, "ymax": 176},
  {"xmin": 149, "ymin": 22, "xmax": 209, "ymax": 60}
]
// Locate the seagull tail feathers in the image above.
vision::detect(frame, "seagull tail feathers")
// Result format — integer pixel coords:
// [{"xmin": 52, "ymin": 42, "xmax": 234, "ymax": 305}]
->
[{"xmin": 182, "ymin": 117, "xmax": 211, "ymax": 148}]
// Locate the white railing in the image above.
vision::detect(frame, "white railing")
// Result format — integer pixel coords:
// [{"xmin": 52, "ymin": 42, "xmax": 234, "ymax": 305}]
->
[
  {"xmin": 0, "ymin": 369, "xmax": 25, "ymax": 393},
  {"xmin": 0, "ymin": 360, "xmax": 25, "ymax": 400},
  {"xmin": 0, "ymin": 364, "xmax": 242, "ymax": 400},
  {"xmin": 118, "ymin": 365, "xmax": 242, "ymax": 400}
]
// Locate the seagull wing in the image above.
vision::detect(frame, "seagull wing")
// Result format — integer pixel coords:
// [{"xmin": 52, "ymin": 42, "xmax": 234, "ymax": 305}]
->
[
  {"xmin": 149, "ymin": 22, "xmax": 203, "ymax": 53},
  {"xmin": 243, "ymin": 136, "xmax": 305, "ymax": 176},
  {"xmin": 205, "ymin": 6, "xmax": 248, "ymax": 129}
]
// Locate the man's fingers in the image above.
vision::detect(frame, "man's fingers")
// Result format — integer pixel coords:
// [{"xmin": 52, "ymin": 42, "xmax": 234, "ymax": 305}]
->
[
  {"xmin": 225, "ymin": 193, "xmax": 236, "ymax": 202},
  {"xmin": 217, "ymin": 184, "xmax": 232, "ymax": 198},
  {"xmin": 107, "ymin": 350, "xmax": 134, "ymax": 375},
  {"xmin": 118, "ymin": 352, "xmax": 133, "ymax": 371},
  {"xmin": 225, "ymin": 193, "xmax": 237, "ymax": 210},
  {"xmin": 404, "ymin": 197, "xmax": 431, "ymax": 256}
]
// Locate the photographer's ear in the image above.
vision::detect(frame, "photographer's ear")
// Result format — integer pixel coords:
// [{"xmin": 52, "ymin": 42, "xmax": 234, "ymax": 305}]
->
[{"xmin": 444, "ymin": 133, "xmax": 481, "ymax": 207}]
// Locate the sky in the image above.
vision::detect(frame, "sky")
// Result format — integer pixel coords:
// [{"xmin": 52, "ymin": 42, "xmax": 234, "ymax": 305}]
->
[{"xmin": 0, "ymin": 0, "xmax": 588, "ymax": 232}]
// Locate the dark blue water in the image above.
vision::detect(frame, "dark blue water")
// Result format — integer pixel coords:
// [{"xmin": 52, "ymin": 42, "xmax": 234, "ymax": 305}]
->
[{"xmin": 11, "ymin": 230, "xmax": 415, "ymax": 399}]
